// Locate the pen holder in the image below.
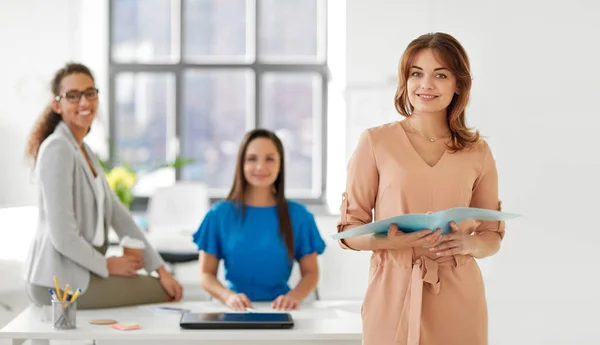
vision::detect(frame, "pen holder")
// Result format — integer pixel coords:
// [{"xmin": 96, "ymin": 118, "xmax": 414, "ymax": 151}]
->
[{"xmin": 52, "ymin": 300, "xmax": 77, "ymax": 330}]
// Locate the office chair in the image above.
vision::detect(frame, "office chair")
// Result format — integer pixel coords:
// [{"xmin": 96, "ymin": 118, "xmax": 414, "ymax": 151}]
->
[{"xmin": 145, "ymin": 182, "xmax": 210, "ymax": 274}]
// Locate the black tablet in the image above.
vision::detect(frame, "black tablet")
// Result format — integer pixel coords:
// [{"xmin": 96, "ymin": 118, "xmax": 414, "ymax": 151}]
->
[{"xmin": 179, "ymin": 312, "xmax": 294, "ymax": 330}]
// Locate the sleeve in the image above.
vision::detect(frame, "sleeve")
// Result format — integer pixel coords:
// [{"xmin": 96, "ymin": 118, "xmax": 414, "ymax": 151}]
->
[
  {"xmin": 294, "ymin": 209, "xmax": 326, "ymax": 262},
  {"xmin": 38, "ymin": 139, "xmax": 109, "ymax": 278},
  {"xmin": 336, "ymin": 129, "xmax": 379, "ymax": 249},
  {"xmin": 192, "ymin": 208, "xmax": 223, "ymax": 260},
  {"xmin": 110, "ymin": 192, "xmax": 165, "ymax": 271},
  {"xmin": 470, "ymin": 141, "xmax": 505, "ymax": 239}
]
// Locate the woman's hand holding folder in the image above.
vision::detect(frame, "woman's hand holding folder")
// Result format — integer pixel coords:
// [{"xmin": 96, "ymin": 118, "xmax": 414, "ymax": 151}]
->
[{"xmin": 377, "ymin": 224, "xmax": 443, "ymax": 251}]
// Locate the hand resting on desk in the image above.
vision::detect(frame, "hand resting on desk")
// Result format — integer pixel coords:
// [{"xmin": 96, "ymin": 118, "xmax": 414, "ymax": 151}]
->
[
  {"xmin": 225, "ymin": 292, "xmax": 253, "ymax": 311},
  {"xmin": 272, "ymin": 293, "xmax": 300, "ymax": 311},
  {"xmin": 224, "ymin": 292, "xmax": 301, "ymax": 311},
  {"xmin": 224, "ymin": 291, "xmax": 300, "ymax": 311}
]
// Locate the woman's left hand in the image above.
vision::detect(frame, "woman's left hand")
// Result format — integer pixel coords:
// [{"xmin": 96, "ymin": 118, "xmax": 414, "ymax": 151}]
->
[
  {"xmin": 430, "ymin": 222, "xmax": 477, "ymax": 257},
  {"xmin": 158, "ymin": 268, "xmax": 183, "ymax": 302},
  {"xmin": 272, "ymin": 294, "xmax": 300, "ymax": 311}
]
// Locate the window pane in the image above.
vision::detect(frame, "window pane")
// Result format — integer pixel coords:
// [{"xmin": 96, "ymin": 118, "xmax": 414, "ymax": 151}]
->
[
  {"xmin": 112, "ymin": 0, "xmax": 178, "ymax": 63},
  {"xmin": 258, "ymin": 0, "xmax": 324, "ymax": 63},
  {"xmin": 181, "ymin": 70, "xmax": 253, "ymax": 190},
  {"xmin": 260, "ymin": 73, "xmax": 321, "ymax": 196},
  {"xmin": 184, "ymin": 0, "xmax": 250, "ymax": 62},
  {"xmin": 114, "ymin": 73, "xmax": 175, "ymax": 173}
]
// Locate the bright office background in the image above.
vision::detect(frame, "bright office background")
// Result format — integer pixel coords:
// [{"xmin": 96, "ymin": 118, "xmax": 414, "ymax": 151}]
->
[{"xmin": 1, "ymin": 0, "xmax": 599, "ymax": 344}]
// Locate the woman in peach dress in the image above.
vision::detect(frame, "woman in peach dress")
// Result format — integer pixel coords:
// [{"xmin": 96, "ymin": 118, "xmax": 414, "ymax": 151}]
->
[{"xmin": 337, "ymin": 33, "xmax": 505, "ymax": 345}]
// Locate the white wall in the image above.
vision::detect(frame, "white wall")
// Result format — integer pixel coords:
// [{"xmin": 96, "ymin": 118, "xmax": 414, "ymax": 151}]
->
[
  {"xmin": 345, "ymin": 0, "xmax": 600, "ymax": 343},
  {"xmin": 0, "ymin": 0, "xmax": 75, "ymax": 207},
  {"xmin": 0, "ymin": 0, "xmax": 108, "ymax": 208}
]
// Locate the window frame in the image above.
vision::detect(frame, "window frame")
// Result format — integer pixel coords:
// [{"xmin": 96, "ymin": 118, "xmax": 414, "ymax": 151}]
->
[{"xmin": 107, "ymin": 0, "xmax": 329, "ymax": 206}]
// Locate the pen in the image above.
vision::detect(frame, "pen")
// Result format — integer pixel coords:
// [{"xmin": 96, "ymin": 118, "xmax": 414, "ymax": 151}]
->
[
  {"xmin": 70, "ymin": 289, "xmax": 82, "ymax": 303},
  {"xmin": 48, "ymin": 289, "xmax": 58, "ymax": 301}
]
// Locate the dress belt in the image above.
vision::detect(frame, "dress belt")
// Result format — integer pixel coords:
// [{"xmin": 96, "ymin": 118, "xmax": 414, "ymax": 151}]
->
[{"xmin": 396, "ymin": 255, "xmax": 457, "ymax": 345}]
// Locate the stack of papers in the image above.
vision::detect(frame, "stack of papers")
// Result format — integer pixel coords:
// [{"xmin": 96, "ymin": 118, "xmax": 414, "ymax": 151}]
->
[{"xmin": 332, "ymin": 207, "xmax": 520, "ymax": 240}]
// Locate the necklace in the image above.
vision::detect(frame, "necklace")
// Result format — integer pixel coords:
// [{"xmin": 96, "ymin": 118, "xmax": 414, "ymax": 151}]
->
[{"xmin": 406, "ymin": 118, "xmax": 448, "ymax": 142}]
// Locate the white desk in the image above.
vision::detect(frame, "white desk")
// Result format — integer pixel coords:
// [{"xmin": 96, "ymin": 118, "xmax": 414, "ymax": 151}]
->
[{"xmin": 0, "ymin": 300, "xmax": 363, "ymax": 345}]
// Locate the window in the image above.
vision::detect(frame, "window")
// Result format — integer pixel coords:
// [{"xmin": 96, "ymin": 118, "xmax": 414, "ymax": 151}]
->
[{"xmin": 108, "ymin": 0, "xmax": 328, "ymax": 202}]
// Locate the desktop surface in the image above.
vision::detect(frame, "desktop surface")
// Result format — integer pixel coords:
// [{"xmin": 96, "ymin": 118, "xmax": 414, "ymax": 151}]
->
[{"xmin": 0, "ymin": 300, "xmax": 362, "ymax": 345}]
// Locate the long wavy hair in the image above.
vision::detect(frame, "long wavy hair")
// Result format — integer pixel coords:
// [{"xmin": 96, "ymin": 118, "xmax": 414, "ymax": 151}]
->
[
  {"xmin": 394, "ymin": 32, "xmax": 480, "ymax": 151},
  {"xmin": 226, "ymin": 129, "xmax": 294, "ymax": 260},
  {"xmin": 26, "ymin": 63, "xmax": 95, "ymax": 164}
]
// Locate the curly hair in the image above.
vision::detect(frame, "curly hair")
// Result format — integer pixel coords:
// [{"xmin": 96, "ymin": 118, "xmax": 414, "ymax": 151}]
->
[
  {"xmin": 394, "ymin": 32, "xmax": 480, "ymax": 151},
  {"xmin": 25, "ymin": 62, "xmax": 95, "ymax": 164}
]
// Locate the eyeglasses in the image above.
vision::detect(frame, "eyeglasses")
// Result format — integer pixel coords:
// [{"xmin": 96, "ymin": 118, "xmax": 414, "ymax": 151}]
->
[{"xmin": 55, "ymin": 88, "xmax": 99, "ymax": 103}]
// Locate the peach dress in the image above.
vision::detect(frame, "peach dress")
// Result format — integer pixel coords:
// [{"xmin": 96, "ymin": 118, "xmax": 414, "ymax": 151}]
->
[{"xmin": 337, "ymin": 121, "xmax": 505, "ymax": 345}]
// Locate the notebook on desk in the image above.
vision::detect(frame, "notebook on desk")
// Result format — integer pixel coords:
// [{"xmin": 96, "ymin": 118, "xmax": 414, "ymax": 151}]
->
[{"xmin": 179, "ymin": 312, "xmax": 294, "ymax": 330}]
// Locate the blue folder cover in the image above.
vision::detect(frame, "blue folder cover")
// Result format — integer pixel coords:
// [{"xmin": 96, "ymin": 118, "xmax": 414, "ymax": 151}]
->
[{"xmin": 332, "ymin": 207, "xmax": 520, "ymax": 240}]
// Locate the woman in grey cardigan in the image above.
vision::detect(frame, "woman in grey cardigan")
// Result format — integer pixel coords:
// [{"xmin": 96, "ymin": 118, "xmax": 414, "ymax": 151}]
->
[{"xmin": 23, "ymin": 63, "xmax": 183, "ymax": 309}]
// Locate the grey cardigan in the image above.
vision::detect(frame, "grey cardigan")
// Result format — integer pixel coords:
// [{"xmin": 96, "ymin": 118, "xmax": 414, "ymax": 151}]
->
[{"xmin": 23, "ymin": 122, "xmax": 164, "ymax": 291}]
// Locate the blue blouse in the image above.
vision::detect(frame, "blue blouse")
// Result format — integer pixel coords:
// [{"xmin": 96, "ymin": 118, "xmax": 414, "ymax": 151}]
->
[{"xmin": 192, "ymin": 200, "xmax": 326, "ymax": 301}]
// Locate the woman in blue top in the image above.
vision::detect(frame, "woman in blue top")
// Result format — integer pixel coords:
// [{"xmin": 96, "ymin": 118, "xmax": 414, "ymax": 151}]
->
[{"xmin": 193, "ymin": 129, "xmax": 326, "ymax": 311}]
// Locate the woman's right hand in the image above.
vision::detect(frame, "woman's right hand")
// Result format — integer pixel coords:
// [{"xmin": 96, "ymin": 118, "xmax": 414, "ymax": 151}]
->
[
  {"xmin": 225, "ymin": 292, "xmax": 253, "ymax": 311},
  {"xmin": 384, "ymin": 224, "xmax": 443, "ymax": 250},
  {"xmin": 106, "ymin": 256, "xmax": 144, "ymax": 277}
]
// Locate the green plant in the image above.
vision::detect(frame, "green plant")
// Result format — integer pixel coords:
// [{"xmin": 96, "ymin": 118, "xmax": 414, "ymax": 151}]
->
[{"xmin": 105, "ymin": 165, "xmax": 136, "ymax": 209}]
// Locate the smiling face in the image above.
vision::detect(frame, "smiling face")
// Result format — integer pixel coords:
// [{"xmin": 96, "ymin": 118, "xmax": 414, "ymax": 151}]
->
[
  {"xmin": 406, "ymin": 48, "xmax": 458, "ymax": 116},
  {"xmin": 243, "ymin": 137, "xmax": 281, "ymax": 189},
  {"xmin": 51, "ymin": 73, "xmax": 98, "ymax": 134}
]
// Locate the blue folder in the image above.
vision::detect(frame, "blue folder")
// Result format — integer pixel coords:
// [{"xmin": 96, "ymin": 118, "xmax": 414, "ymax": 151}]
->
[{"xmin": 332, "ymin": 207, "xmax": 520, "ymax": 240}]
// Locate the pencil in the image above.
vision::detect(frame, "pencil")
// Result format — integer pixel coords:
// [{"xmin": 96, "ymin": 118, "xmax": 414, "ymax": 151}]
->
[
  {"xmin": 62, "ymin": 284, "xmax": 70, "ymax": 303},
  {"xmin": 53, "ymin": 276, "xmax": 62, "ymax": 301}
]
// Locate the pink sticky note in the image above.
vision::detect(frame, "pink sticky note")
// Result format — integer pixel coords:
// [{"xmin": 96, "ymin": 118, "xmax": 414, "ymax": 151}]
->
[{"xmin": 111, "ymin": 323, "xmax": 141, "ymax": 331}]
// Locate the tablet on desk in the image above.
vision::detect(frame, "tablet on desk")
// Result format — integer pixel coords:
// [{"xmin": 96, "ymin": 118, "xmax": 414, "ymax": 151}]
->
[{"xmin": 179, "ymin": 312, "xmax": 294, "ymax": 330}]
